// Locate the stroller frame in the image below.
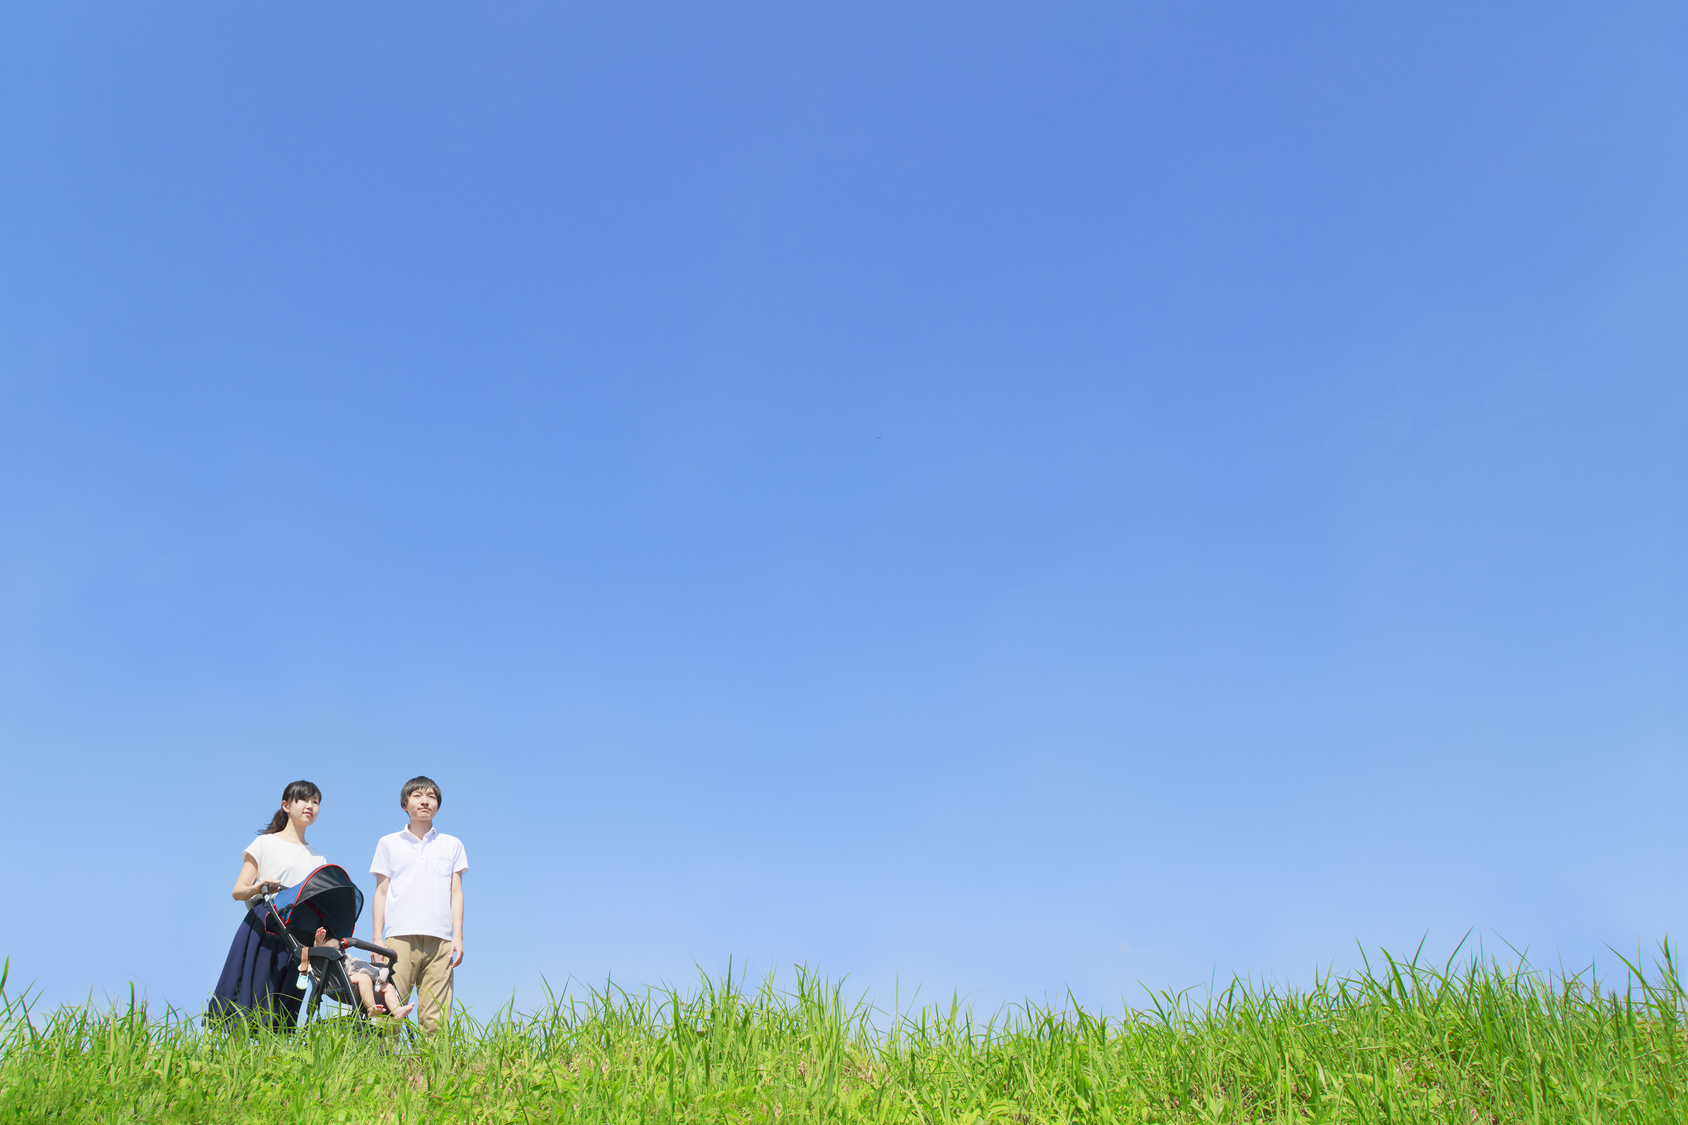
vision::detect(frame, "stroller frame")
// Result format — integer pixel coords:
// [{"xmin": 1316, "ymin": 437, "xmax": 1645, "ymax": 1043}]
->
[{"xmin": 252, "ymin": 866, "xmax": 402, "ymax": 1026}]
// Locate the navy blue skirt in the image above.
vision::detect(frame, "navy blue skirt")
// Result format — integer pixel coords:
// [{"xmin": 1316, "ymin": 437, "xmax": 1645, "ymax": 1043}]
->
[{"xmin": 208, "ymin": 905, "xmax": 305, "ymax": 1027}]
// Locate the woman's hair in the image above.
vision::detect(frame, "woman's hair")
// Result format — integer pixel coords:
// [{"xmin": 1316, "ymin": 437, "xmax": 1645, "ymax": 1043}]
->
[
  {"xmin": 260, "ymin": 779, "xmax": 322, "ymax": 834},
  {"xmin": 400, "ymin": 775, "xmax": 442, "ymax": 809}
]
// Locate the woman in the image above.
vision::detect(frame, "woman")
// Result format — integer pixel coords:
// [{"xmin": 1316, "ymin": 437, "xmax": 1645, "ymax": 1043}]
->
[{"xmin": 208, "ymin": 780, "xmax": 327, "ymax": 1028}]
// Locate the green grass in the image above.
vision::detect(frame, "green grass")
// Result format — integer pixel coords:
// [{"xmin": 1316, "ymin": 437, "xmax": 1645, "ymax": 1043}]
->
[{"xmin": 2, "ymin": 945, "xmax": 1685, "ymax": 1123}]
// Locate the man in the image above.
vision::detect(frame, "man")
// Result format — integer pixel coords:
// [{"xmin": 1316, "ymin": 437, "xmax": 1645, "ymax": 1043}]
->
[{"xmin": 370, "ymin": 775, "xmax": 468, "ymax": 1034}]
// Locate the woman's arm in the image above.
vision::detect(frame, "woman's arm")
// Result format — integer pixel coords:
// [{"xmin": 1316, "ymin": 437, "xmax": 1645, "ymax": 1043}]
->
[{"xmin": 231, "ymin": 852, "xmax": 279, "ymax": 901}]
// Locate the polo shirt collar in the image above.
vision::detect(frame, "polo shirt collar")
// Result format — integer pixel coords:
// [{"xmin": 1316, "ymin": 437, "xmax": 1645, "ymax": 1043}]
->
[{"xmin": 401, "ymin": 826, "xmax": 439, "ymax": 845}]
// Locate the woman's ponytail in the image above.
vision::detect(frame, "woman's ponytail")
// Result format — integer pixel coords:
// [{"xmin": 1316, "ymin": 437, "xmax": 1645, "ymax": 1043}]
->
[{"xmin": 259, "ymin": 779, "xmax": 323, "ymax": 834}]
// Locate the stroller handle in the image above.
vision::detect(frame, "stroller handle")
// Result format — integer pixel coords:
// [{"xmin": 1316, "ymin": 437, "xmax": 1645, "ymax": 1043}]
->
[{"xmin": 344, "ymin": 937, "xmax": 400, "ymax": 965}]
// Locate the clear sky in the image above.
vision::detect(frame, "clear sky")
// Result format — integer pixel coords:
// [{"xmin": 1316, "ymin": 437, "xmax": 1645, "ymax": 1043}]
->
[{"xmin": 2, "ymin": 2, "xmax": 1686, "ymax": 1018}]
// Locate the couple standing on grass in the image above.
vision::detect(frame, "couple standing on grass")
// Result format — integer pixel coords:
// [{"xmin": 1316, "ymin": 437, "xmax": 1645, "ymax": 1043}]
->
[{"xmin": 208, "ymin": 775, "xmax": 468, "ymax": 1033}]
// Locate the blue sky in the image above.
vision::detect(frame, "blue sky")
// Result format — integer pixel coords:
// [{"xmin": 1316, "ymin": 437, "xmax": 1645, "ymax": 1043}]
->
[{"xmin": 3, "ymin": 2, "xmax": 1686, "ymax": 1018}]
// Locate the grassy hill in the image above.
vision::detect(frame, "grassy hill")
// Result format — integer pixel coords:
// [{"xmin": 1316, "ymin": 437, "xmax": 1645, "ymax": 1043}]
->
[{"xmin": 2, "ymin": 948, "xmax": 1684, "ymax": 1123}]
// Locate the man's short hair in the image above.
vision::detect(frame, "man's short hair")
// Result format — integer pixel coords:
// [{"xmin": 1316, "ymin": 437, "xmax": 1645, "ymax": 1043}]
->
[{"xmin": 400, "ymin": 775, "xmax": 442, "ymax": 808}]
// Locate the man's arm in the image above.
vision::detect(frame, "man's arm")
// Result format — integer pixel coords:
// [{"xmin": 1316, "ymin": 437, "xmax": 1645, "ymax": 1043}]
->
[
  {"xmin": 372, "ymin": 874, "xmax": 389, "ymax": 950},
  {"xmin": 449, "ymin": 871, "xmax": 464, "ymax": 968}
]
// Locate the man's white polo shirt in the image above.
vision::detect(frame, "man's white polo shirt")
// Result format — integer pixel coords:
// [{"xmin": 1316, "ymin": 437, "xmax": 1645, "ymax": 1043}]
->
[{"xmin": 370, "ymin": 826, "xmax": 469, "ymax": 941}]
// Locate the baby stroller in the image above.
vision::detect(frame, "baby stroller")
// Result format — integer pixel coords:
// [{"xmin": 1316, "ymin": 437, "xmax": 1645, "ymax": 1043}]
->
[{"xmin": 253, "ymin": 864, "xmax": 401, "ymax": 1025}]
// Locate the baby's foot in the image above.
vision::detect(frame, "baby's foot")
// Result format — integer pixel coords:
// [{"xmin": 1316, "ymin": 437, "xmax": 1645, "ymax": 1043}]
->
[
  {"xmin": 392, "ymin": 1003, "xmax": 415, "ymax": 1019},
  {"xmin": 314, "ymin": 927, "xmax": 329, "ymax": 944}
]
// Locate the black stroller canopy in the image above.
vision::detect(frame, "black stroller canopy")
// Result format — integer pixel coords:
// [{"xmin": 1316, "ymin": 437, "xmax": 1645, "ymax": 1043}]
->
[{"xmin": 264, "ymin": 865, "xmax": 364, "ymax": 943}]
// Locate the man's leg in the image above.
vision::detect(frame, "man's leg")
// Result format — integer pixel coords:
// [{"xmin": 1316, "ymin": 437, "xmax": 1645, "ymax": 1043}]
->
[
  {"xmin": 387, "ymin": 935, "xmax": 453, "ymax": 1033},
  {"xmin": 412, "ymin": 937, "xmax": 454, "ymax": 1034},
  {"xmin": 386, "ymin": 936, "xmax": 421, "ymax": 1014}
]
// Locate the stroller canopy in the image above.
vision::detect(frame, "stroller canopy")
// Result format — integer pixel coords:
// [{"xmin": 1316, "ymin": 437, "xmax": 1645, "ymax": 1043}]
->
[{"xmin": 262, "ymin": 865, "xmax": 364, "ymax": 943}]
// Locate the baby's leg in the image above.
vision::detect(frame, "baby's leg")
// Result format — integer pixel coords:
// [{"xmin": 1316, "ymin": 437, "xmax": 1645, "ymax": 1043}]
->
[
  {"xmin": 379, "ymin": 981, "xmax": 415, "ymax": 1019},
  {"xmin": 300, "ymin": 928, "xmax": 333, "ymax": 973},
  {"xmin": 352, "ymin": 974, "xmax": 381, "ymax": 1014}
]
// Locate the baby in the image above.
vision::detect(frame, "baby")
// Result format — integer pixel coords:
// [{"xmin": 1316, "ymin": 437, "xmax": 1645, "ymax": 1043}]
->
[{"xmin": 299, "ymin": 928, "xmax": 415, "ymax": 1019}]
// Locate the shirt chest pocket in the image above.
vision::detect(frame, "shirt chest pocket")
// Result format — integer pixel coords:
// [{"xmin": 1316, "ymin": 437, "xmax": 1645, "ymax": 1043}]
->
[{"xmin": 430, "ymin": 857, "xmax": 454, "ymax": 878}]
